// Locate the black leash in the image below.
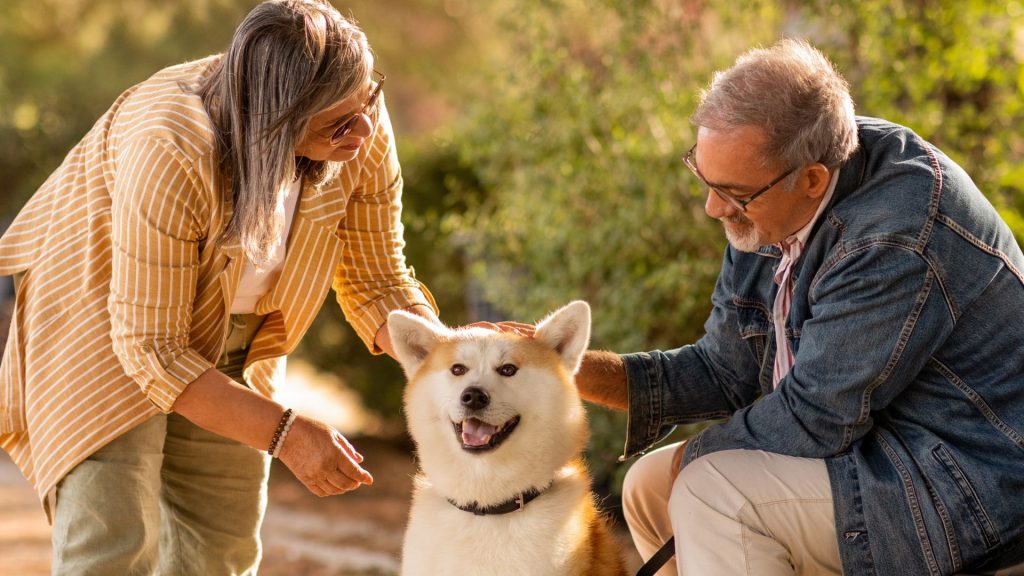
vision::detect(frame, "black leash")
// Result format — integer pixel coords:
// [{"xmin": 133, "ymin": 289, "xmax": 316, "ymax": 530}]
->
[{"xmin": 636, "ymin": 537, "xmax": 675, "ymax": 576}]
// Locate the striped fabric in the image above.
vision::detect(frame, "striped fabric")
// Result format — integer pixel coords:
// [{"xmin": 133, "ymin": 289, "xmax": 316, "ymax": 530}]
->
[
  {"xmin": 771, "ymin": 238, "xmax": 802, "ymax": 388},
  {"xmin": 0, "ymin": 55, "xmax": 436, "ymax": 513}
]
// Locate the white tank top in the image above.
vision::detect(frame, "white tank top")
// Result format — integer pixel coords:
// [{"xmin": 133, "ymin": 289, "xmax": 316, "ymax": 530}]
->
[{"xmin": 230, "ymin": 177, "xmax": 302, "ymax": 314}]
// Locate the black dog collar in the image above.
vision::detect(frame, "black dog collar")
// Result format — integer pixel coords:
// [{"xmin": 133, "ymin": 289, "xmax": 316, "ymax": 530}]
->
[{"xmin": 447, "ymin": 485, "xmax": 548, "ymax": 516}]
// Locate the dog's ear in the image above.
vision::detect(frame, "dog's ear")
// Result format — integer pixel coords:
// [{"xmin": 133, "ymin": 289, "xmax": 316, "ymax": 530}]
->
[
  {"xmin": 387, "ymin": 311, "xmax": 446, "ymax": 376},
  {"xmin": 534, "ymin": 300, "xmax": 591, "ymax": 374}
]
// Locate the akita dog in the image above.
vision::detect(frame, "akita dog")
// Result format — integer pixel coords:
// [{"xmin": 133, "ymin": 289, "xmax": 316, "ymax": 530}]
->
[{"xmin": 388, "ymin": 301, "xmax": 627, "ymax": 576}]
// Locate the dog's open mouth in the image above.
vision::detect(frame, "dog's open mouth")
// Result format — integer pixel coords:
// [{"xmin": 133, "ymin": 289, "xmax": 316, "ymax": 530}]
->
[{"xmin": 453, "ymin": 416, "xmax": 520, "ymax": 452}]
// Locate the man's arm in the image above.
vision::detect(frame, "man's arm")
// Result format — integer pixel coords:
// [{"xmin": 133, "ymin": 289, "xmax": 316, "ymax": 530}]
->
[
  {"xmin": 576, "ymin": 350, "xmax": 629, "ymax": 411},
  {"xmin": 683, "ymin": 244, "xmax": 951, "ymax": 466}
]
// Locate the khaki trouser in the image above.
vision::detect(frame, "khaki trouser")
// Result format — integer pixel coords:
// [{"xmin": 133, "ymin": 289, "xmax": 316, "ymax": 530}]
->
[
  {"xmin": 623, "ymin": 444, "xmax": 1024, "ymax": 576},
  {"xmin": 51, "ymin": 314, "xmax": 269, "ymax": 576},
  {"xmin": 623, "ymin": 443, "xmax": 842, "ymax": 576}
]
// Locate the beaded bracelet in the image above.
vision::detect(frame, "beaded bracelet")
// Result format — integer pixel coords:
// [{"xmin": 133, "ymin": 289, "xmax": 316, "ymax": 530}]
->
[
  {"xmin": 272, "ymin": 410, "xmax": 299, "ymax": 459},
  {"xmin": 267, "ymin": 408, "xmax": 295, "ymax": 457}
]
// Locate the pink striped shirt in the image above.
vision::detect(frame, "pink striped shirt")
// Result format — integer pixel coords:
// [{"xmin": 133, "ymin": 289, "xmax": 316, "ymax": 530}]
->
[{"xmin": 772, "ymin": 169, "xmax": 840, "ymax": 387}]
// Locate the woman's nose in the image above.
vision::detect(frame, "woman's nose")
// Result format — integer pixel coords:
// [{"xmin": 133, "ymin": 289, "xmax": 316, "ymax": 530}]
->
[{"xmin": 346, "ymin": 112, "xmax": 374, "ymax": 139}]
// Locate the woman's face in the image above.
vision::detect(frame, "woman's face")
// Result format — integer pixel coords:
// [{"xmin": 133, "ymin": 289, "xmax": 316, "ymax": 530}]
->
[{"xmin": 294, "ymin": 81, "xmax": 375, "ymax": 163}]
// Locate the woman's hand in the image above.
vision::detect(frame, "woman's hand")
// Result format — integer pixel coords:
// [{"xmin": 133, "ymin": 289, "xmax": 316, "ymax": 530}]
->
[{"xmin": 277, "ymin": 415, "xmax": 374, "ymax": 497}]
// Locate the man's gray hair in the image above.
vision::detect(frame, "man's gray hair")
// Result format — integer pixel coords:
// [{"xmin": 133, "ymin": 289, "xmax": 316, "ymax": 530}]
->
[
  {"xmin": 692, "ymin": 38, "xmax": 858, "ymax": 175},
  {"xmin": 191, "ymin": 0, "xmax": 373, "ymax": 268}
]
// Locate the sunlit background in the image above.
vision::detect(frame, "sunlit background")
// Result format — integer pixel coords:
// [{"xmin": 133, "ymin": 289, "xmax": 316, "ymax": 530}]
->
[{"xmin": 2, "ymin": 0, "xmax": 1023, "ymax": 573}]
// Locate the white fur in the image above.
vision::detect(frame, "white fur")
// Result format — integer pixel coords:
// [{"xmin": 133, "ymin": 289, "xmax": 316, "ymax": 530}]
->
[{"xmin": 390, "ymin": 301, "xmax": 604, "ymax": 575}]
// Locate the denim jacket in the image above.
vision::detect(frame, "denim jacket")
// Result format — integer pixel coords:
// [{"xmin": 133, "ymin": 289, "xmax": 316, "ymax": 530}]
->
[{"xmin": 622, "ymin": 117, "xmax": 1024, "ymax": 574}]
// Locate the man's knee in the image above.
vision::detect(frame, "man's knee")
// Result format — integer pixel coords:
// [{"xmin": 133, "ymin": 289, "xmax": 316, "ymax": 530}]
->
[
  {"xmin": 668, "ymin": 449, "xmax": 751, "ymax": 518},
  {"xmin": 623, "ymin": 445, "xmax": 677, "ymax": 523}
]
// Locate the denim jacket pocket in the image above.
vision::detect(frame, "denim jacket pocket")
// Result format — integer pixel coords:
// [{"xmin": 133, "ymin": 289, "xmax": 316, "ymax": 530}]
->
[
  {"xmin": 931, "ymin": 444, "xmax": 1000, "ymax": 554},
  {"xmin": 734, "ymin": 300, "xmax": 772, "ymax": 388}
]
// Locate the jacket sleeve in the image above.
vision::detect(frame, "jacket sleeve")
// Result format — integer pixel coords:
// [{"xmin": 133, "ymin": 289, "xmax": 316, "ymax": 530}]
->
[
  {"xmin": 621, "ymin": 248, "xmax": 765, "ymax": 457},
  {"xmin": 680, "ymin": 243, "xmax": 953, "ymax": 465},
  {"xmin": 108, "ymin": 136, "xmax": 214, "ymax": 412},
  {"xmin": 332, "ymin": 101, "xmax": 438, "ymax": 352}
]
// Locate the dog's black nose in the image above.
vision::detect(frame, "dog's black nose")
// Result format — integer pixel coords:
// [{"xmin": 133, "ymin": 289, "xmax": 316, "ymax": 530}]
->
[{"xmin": 460, "ymin": 387, "xmax": 490, "ymax": 410}]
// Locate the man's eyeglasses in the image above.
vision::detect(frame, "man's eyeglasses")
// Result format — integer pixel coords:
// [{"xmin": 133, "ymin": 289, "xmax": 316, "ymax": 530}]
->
[
  {"xmin": 325, "ymin": 70, "xmax": 386, "ymax": 145},
  {"xmin": 682, "ymin": 143, "xmax": 798, "ymax": 212}
]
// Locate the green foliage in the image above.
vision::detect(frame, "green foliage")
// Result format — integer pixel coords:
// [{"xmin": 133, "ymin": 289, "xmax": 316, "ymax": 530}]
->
[
  {"xmin": 0, "ymin": 0, "xmax": 256, "ymax": 216},
  {"xmin": 799, "ymin": 0, "xmax": 1024, "ymax": 242},
  {"xmin": 429, "ymin": 0, "xmax": 785, "ymax": 486},
  {"xmin": 433, "ymin": 0, "xmax": 1024, "ymax": 489},
  {"xmin": 2, "ymin": 0, "xmax": 1022, "ymax": 493},
  {"xmin": 444, "ymin": 0, "xmax": 779, "ymax": 352}
]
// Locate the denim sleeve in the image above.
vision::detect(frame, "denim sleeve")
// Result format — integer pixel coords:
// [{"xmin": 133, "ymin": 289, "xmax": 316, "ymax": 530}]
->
[
  {"xmin": 681, "ymin": 243, "xmax": 953, "ymax": 466},
  {"xmin": 622, "ymin": 249, "xmax": 763, "ymax": 457}
]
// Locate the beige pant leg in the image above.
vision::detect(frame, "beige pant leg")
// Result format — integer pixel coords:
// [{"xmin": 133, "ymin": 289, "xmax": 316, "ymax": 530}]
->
[
  {"xmin": 51, "ymin": 415, "xmax": 167, "ymax": 575},
  {"xmin": 159, "ymin": 413, "xmax": 269, "ymax": 576},
  {"xmin": 623, "ymin": 443, "xmax": 680, "ymax": 576},
  {"xmin": 670, "ymin": 448, "xmax": 842, "ymax": 576}
]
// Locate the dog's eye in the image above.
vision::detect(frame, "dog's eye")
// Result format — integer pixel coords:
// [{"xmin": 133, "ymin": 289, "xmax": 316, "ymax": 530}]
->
[
  {"xmin": 496, "ymin": 364, "xmax": 518, "ymax": 377},
  {"xmin": 450, "ymin": 364, "xmax": 468, "ymax": 376}
]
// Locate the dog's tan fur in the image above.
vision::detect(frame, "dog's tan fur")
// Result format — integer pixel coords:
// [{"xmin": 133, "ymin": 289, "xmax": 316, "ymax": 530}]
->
[{"xmin": 389, "ymin": 301, "xmax": 627, "ymax": 576}]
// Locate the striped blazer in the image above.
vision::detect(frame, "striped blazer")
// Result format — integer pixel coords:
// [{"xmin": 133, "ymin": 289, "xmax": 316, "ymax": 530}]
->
[{"xmin": 0, "ymin": 56, "xmax": 436, "ymax": 513}]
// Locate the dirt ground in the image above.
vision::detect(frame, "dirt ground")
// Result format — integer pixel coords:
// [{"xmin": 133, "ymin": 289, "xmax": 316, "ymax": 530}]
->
[{"xmin": 0, "ymin": 438, "xmax": 642, "ymax": 575}]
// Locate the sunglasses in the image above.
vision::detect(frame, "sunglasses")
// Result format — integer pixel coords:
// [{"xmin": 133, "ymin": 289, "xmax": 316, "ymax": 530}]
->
[{"xmin": 325, "ymin": 70, "xmax": 386, "ymax": 145}]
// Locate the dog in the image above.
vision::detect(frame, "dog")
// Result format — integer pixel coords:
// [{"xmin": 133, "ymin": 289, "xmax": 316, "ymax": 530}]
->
[{"xmin": 388, "ymin": 301, "xmax": 627, "ymax": 576}]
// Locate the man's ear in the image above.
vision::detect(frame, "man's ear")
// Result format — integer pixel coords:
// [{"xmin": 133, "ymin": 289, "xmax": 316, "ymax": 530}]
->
[
  {"xmin": 387, "ymin": 311, "xmax": 447, "ymax": 377},
  {"xmin": 534, "ymin": 300, "xmax": 591, "ymax": 375},
  {"xmin": 804, "ymin": 163, "xmax": 832, "ymax": 199}
]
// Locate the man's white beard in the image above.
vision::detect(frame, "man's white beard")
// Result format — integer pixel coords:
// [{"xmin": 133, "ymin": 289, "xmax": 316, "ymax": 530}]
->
[{"xmin": 722, "ymin": 218, "xmax": 764, "ymax": 253}]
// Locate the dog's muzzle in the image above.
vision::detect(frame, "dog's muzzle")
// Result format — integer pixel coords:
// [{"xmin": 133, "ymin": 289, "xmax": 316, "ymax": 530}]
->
[{"xmin": 453, "ymin": 415, "xmax": 521, "ymax": 452}]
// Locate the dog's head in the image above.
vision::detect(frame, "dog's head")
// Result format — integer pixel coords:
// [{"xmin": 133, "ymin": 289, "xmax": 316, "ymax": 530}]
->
[{"xmin": 389, "ymin": 301, "xmax": 591, "ymax": 503}]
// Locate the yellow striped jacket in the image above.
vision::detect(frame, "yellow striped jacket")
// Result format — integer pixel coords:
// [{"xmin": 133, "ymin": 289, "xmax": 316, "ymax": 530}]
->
[{"xmin": 0, "ymin": 56, "xmax": 436, "ymax": 512}]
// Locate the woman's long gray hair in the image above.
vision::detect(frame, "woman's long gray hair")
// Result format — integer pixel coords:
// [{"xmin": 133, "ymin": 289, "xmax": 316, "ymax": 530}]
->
[{"xmin": 191, "ymin": 0, "xmax": 372, "ymax": 267}]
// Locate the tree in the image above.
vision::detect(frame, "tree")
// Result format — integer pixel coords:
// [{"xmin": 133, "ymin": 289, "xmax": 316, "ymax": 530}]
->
[{"xmin": 437, "ymin": 0, "xmax": 1024, "ymax": 489}]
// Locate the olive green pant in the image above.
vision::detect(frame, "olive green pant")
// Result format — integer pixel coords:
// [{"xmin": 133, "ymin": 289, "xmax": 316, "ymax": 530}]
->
[{"xmin": 51, "ymin": 315, "xmax": 269, "ymax": 576}]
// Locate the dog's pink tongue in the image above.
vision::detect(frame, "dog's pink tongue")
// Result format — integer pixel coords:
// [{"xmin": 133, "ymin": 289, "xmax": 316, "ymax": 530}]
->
[{"xmin": 461, "ymin": 418, "xmax": 496, "ymax": 447}]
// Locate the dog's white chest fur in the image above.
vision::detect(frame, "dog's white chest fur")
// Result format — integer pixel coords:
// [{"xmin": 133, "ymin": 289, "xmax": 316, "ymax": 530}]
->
[{"xmin": 402, "ymin": 473, "xmax": 590, "ymax": 576}]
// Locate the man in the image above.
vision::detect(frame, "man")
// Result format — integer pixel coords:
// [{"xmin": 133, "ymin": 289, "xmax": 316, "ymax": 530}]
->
[{"xmin": 577, "ymin": 38, "xmax": 1024, "ymax": 575}]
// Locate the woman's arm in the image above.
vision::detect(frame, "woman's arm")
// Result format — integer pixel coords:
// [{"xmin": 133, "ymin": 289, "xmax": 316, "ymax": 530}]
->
[{"xmin": 172, "ymin": 370, "xmax": 372, "ymax": 495}]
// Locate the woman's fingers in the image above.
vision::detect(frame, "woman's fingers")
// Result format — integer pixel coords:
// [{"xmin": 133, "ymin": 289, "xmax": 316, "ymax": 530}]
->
[
  {"xmin": 280, "ymin": 415, "xmax": 373, "ymax": 495},
  {"xmin": 336, "ymin": 448, "xmax": 373, "ymax": 486},
  {"xmin": 334, "ymin": 430, "xmax": 364, "ymax": 463}
]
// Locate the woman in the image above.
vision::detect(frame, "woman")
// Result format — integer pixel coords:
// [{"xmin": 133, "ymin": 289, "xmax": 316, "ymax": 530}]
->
[{"xmin": 0, "ymin": 1, "xmax": 438, "ymax": 573}]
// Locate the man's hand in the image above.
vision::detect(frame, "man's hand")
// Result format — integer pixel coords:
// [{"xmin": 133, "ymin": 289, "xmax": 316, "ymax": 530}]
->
[
  {"xmin": 467, "ymin": 320, "xmax": 535, "ymax": 337},
  {"xmin": 278, "ymin": 415, "xmax": 374, "ymax": 497}
]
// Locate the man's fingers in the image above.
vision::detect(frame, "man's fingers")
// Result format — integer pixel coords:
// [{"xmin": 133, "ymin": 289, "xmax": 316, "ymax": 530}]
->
[
  {"xmin": 468, "ymin": 321, "xmax": 500, "ymax": 331},
  {"xmin": 466, "ymin": 321, "xmax": 536, "ymax": 337}
]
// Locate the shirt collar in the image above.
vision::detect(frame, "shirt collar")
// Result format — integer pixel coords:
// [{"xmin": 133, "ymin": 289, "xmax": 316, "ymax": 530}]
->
[{"xmin": 781, "ymin": 166, "xmax": 841, "ymax": 250}]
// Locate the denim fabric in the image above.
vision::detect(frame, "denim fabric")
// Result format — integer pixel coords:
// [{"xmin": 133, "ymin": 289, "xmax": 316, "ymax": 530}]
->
[{"xmin": 622, "ymin": 117, "xmax": 1024, "ymax": 575}]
